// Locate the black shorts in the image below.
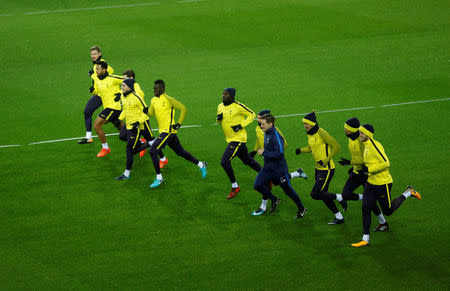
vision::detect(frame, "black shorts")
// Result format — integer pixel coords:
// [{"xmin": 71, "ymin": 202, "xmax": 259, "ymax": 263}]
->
[
  {"xmin": 99, "ymin": 108, "xmax": 121, "ymax": 122},
  {"xmin": 364, "ymin": 183, "xmax": 393, "ymax": 211},
  {"xmin": 311, "ymin": 169, "xmax": 335, "ymax": 194}
]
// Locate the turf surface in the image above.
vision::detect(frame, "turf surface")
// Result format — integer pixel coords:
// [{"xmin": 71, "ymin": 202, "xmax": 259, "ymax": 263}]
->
[{"xmin": 1, "ymin": 0, "xmax": 449, "ymax": 289}]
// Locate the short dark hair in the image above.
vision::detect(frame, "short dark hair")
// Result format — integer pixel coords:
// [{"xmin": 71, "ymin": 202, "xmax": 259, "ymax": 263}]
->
[
  {"xmin": 154, "ymin": 79, "xmax": 165, "ymax": 88},
  {"xmin": 96, "ymin": 61, "xmax": 108, "ymax": 69},
  {"xmin": 122, "ymin": 69, "xmax": 135, "ymax": 79},
  {"xmin": 90, "ymin": 45, "xmax": 101, "ymax": 53},
  {"xmin": 262, "ymin": 114, "xmax": 275, "ymax": 125}
]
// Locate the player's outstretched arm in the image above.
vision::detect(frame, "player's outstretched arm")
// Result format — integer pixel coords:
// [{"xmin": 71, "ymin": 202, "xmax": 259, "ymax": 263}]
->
[{"xmin": 167, "ymin": 96, "xmax": 187, "ymax": 124}]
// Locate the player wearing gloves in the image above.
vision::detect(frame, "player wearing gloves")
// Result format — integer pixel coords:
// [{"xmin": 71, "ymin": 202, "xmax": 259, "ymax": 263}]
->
[{"xmin": 217, "ymin": 88, "xmax": 261, "ymax": 199}]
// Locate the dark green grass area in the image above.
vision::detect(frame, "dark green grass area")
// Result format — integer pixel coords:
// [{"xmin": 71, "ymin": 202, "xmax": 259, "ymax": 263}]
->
[{"xmin": 1, "ymin": 0, "xmax": 449, "ymax": 289}]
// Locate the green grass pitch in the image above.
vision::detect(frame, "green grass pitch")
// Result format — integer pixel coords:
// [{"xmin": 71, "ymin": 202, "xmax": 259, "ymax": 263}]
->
[{"xmin": 1, "ymin": 0, "xmax": 449, "ymax": 289}]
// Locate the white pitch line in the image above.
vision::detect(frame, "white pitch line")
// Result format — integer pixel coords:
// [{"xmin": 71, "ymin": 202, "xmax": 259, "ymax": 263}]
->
[
  {"xmin": 0, "ymin": 144, "xmax": 21, "ymax": 148},
  {"xmin": 23, "ymin": 2, "xmax": 161, "ymax": 15},
  {"xmin": 1, "ymin": 97, "xmax": 448, "ymax": 148}
]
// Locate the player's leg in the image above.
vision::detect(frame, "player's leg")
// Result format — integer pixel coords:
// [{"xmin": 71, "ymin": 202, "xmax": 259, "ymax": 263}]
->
[
  {"xmin": 342, "ymin": 172, "xmax": 364, "ymax": 201},
  {"xmin": 221, "ymin": 142, "xmax": 241, "ymax": 198},
  {"xmin": 236, "ymin": 143, "xmax": 261, "ymax": 173},
  {"xmin": 310, "ymin": 170, "xmax": 344, "ymax": 224},
  {"xmin": 167, "ymin": 134, "xmax": 207, "ymax": 178},
  {"xmin": 93, "ymin": 112, "xmax": 110, "ymax": 157},
  {"xmin": 116, "ymin": 127, "xmax": 141, "ymax": 180},
  {"xmin": 148, "ymin": 133, "xmax": 170, "ymax": 188},
  {"xmin": 278, "ymin": 173, "xmax": 307, "ymax": 218},
  {"xmin": 351, "ymin": 183, "xmax": 376, "ymax": 247},
  {"xmin": 377, "ymin": 183, "xmax": 415, "ymax": 216},
  {"xmin": 289, "ymin": 167, "xmax": 308, "ymax": 180},
  {"xmin": 118, "ymin": 125, "xmax": 128, "ymax": 142},
  {"xmin": 79, "ymin": 94, "xmax": 102, "ymax": 144},
  {"xmin": 252, "ymin": 170, "xmax": 278, "ymax": 215}
]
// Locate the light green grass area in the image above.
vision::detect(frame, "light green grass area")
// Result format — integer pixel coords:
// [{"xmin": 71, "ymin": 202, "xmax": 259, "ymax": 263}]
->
[{"xmin": 1, "ymin": 0, "xmax": 449, "ymax": 289}]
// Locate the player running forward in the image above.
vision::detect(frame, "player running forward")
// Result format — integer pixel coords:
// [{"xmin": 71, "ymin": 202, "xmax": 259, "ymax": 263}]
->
[
  {"xmin": 295, "ymin": 111, "xmax": 346, "ymax": 225},
  {"xmin": 252, "ymin": 114, "xmax": 307, "ymax": 218},
  {"xmin": 78, "ymin": 46, "xmax": 114, "ymax": 144},
  {"xmin": 118, "ymin": 70, "xmax": 167, "ymax": 165},
  {"xmin": 351, "ymin": 124, "xmax": 422, "ymax": 247},
  {"xmin": 90, "ymin": 61, "xmax": 124, "ymax": 157},
  {"xmin": 115, "ymin": 79, "xmax": 156, "ymax": 180},
  {"xmin": 217, "ymin": 88, "xmax": 261, "ymax": 199},
  {"xmin": 338, "ymin": 117, "xmax": 388, "ymax": 230},
  {"xmin": 147, "ymin": 80, "xmax": 207, "ymax": 188},
  {"xmin": 251, "ymin": 109, "xmax": 308, "ymax": 180}
]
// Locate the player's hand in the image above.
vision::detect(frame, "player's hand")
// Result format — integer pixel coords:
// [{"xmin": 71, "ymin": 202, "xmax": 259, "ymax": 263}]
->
[
  {"xmin": 88, "ymin": 69, "xmax": 94, "ymax": 77},
  {"xmin": 295, "ymin": 148, "xmax": 301, "ymax": 155},
  {"xmin": 348, "ymin": 167, "xmax": 354, "ymax": 175},
  {"xmin": 217, "ymin": 113, "xmax": 223, "ymax": 121},
  {"xmin": 114, "ymin": 93, "xmax": 121, "ymax": 102},
  {"xmin": 171, "ymin": 123, "xmax": 181, "ymax": 130},
  {"xmin": 143, "ymin": 107, "xmax": 149, "ymax": 114},
  {"xmin": 317, "ymin": 160, "xmax": 324, "ymax": 166},
  {"xmin": 89, "ymin": 86, "xmax": 94, "ymax": 93},
  {"xmin": 249, "ymin": 151, "xmax": 257, "ymax": 158},
  {"xmin": 257, "ymin": 149, "xmax": 264, "ymax": 156},
  {"xmin": 231, "ymin": 124, "xmax": 242, "ymax": 132},
  {"xmin": 362, "ymin": 166, "xmax": 369, "ymax": 175},
  {"xmin": 338, "ymin": 158, "xmax": 351, "ymax": 166},
  {"xmin": 131, "ymin": 122, "xmax": 140, "ymax": 130}
]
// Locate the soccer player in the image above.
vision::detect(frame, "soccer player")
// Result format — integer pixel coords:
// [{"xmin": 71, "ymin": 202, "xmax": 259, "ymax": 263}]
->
[
  {"xmin": 295, "ymin": 111, "xmax": 346, "ymax": 224},
  {"xmin": 252, "ymin": 114, "xmax": 307, "ymax": 218},
  {"xmin": 147, "ymin": 79, "xmax": 207, "ymax": 188},
  {"xmin": 118, "ymin": 70, "xmax": 167, "ymax": 166},
  {"xmin": 91, "ymin": 61, "xmax": 124, "ymax": 157},
  {"xmin": 115, "ymin": 78, "xmax": 154, "ymax": 180},
  {"xmin": 78, "ymin": 46, "xmax": 114, "ymax": 144},
  {"xmin": 217, "ymin": 88, "xmax": 261, "ymax": 199},
  {"xmin": 338, "ymin": 117, "xmax": 388, "ymax": 230},
  {"xmin": 351, "ymin": 124, "xmax": 422, "ymax": 247},
  {"xmin": 251, "ymin": 109, "xmax": 308, "ymax": 180}
]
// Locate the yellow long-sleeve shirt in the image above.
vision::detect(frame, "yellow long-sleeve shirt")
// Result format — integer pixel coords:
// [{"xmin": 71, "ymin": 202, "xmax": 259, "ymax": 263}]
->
[
  {"xmin": 92, "ymin": 74, "xmax": 123, "ymax": 110},
  {"xmin": 217, "ymin": 102, "xmax": 256, "ymax": 143},
  {"xmin": 300, "ymin": 128, "xmax": 341, "ymax": 170},
  {"xmin": 254, "ymin": 125, "xmax": 287, "ymax": 151},
  {"xmin": 118, "ymin": 91, "xmax": 149, "ymax": 130},
  {"xmin": 148, "ymin": 93, "xmax": 186, "ymax": 134},
  {"xmin": 348, "ymin": 138, "xmax": 365, "ymax": 174},
  {"xmin": 363, "ymin": 138, "xmax": 393, "ymax": 185}
]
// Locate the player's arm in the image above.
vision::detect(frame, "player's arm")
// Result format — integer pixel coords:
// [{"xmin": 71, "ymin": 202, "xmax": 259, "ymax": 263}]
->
[
  {"xmin": 368, "ymin": 143, "xmax": 390, "ymax": 174},
  {"xmin": 239, "ymin": 105, "xmax": 256, "ymax": 128},
  {"xmin": 135, "ymin": 83, "xmax": 145, "ymax": 98},
  {"xmin": 216, "ymin": 106, "xmax": 223, "ymax": 123},
  {"xmin": 319, "ymin": 129, "xmax": 341, "ymax": 164},
  {"xmin": 254, "ymin": 127, "xmax": 261, "ymax": 151},
  {"xmin": 167, "ymin": 96, "xmax": 187, "ymax": 124}
]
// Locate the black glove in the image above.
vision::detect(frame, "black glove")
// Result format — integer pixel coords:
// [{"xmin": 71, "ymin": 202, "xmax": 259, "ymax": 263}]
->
[
  {"xmin": 362, "ymin": 166, "xmax": 369, "ymax": 175},
  {"xmin": 88, "ymin": 69, "xmax": 94, "ymax": 77},
  {"xmin": 217, "ymin": 113, "xmax": 223, "ymax": 121},
  {"xmin": 338, "ymin": 158, "xmax": 351, "ymax": 166},
  {"xmin": 89, "ymin": 86, "xmax": 94, "ymax": 93},
  {"xmin": 171, "ymin": 123, "xmax": 181, "ymax": 130},
  {"xmin": 295, "ymin": 148, "xmax": 301, "ymax": 155},
  {"xmin": 317, "ymin": 160, "xmax": 324, "ymax": 166},
  {"xmin": 114, "ymin": 93, "xmax": 121, "ymax": 102},
  {"xmin": 143, "ymin": 107, "xmax": 149, "ymax": 114},
  {"xmin": 249, "ymin": 151, "xmax": 257, "ymax": 158},
  {"xmin": 131, "ymin": 122, "xmax": 140, "ymax": 130},
  {"xmin": 231, "ymin": 124, "xmax": 242, "ymax": 132},
  {"xmin": 347, "ymin": 167, "xmax": 354, "ymax": 175}
]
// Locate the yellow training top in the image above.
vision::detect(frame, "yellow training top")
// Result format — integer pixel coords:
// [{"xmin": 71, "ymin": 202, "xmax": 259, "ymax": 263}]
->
[
  {"xmin": 148, "ymin": 93, "xmax": 186, "ymax": 134},
  {"xmin": 92, "ymin": 74, "xmax": 123, "ymax": 110},
  {"xmin": 217, "ymin": 102, "xmax": 256, "ymax": 143},
  {"xmin": 254, "ymin": 125, "xmax": 287, "ymax": 151},
  {"xmin": 363, "ymin": 138, "xmax": 393, "ymax": 185},
  {"xmin": 300, "ymin": 128, "xmax": 341, "ymax": 170},
  {"xmin": 348, "ymin": 138, "xmax": 365, "ymax": 174},
  {"xmin": 119, "ymin": 92, "xmax": 150, "ymax": 130}
]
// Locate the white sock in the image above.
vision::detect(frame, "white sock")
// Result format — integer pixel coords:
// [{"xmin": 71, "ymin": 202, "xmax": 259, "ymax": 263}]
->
[
  {"xmin": 290, "ymin": 171, "xmax": 300, "ymax": 178},
  {"xmin": 377, "ymin": 213, "xmax": 386, "ymax": 224},
  {"xmin": 335, "ymin": 212, "xmax": 343, "ymax": 220},
  {"xmin": 260, "ymin": 199, "xmax": 268, "ymax": 211},
  {"xmin": 148, "ymin": 139, "xmax": 155, "ymax": 146},
  {"xmin": 102, "ymin": 142, "xmax": 109, "ymax": 149},
  {"xmin": 197, "ymin": 161, "xmax": 204, "ymax": 168},
  {"xmin": 358, "ymin": 194, "xmax": 363, "ymax": 200},
  {"xmin": 160, "ymin": 157, "xmax": 167, "ymax": 162},
  {"xmin": 86, "ymin": 131, "xmax": 92, "ymax": 139},
  {"xmin": 231, "ymin": 182, "xmax": 239, "ymax": 188},
  {"xmin": 336, "ymin": 194, "xmax": 343, "ymax": 202},
  {"xmin": 362, "ymin": 234, "xmax": 370, "ymax": 242},
  {"xmin": 124, "ymin": 169, "xmax": 131, "ymax": 177},
  {"xmin": 156, "ymin": 174, "xmax": 163, "ymax": 180},
  {"xmin": 402, "ymin": 190, "xmax": 411, "ymax": 198}
]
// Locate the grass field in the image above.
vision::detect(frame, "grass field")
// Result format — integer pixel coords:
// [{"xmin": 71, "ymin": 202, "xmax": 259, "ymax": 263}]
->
[{"xmin": 1, "ymin": 0, "xmax": 449, "ymax": 289}]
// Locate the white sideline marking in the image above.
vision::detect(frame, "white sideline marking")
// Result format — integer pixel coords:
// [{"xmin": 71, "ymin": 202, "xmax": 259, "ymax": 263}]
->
[
  {"xmin": 0, "ymin": 98, "xmax": 447, "ymax": 148},
  {"xmin": 23, "ymin": 2, "xmax": 161, "ymax": 15},
  {"xmin": 0, "ymin": 144, "xmax": 21, "ymax": 148}
]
